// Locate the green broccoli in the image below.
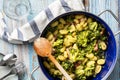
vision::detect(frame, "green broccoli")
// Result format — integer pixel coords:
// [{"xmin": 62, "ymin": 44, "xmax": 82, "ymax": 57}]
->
[
  {"xmin": 69, "ymin": 48, "xmax": 84, "ymax": 63},
  {"xmin": 53, "ymin": 39, "xmax": 63, "ymax": 47},
  {"xmin": 61, "ymin": 61, "xmax": 73, "ymax": 70},
  {"xmin": 89, "ymin": 22, "xmax": 98, "ymax": 31},
  {"xmin": 84, "ymin": 66, "xmax": 95, "ymax": 76},
  {"xmin": 69, "ymin": 49, "xmax": 79, "ymax": 62},
  {"xmin": 77, "ymin": 31, "xmax": 89, "ymax": 47}
]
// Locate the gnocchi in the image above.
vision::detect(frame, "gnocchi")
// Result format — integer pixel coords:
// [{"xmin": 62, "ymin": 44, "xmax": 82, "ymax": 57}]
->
[
  {"xmin": 43, "ymin": 14, "xmax": 107, "ymax": 80},
  {"xmin": 97, "ymin": 59, "xmax": 105, "ymax": 65}
]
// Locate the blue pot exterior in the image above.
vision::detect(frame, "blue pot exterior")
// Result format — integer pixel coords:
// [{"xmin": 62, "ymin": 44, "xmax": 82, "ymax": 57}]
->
[{"xmin": 38, "ymin": 11, "xmax": 117, "ymax": 80}]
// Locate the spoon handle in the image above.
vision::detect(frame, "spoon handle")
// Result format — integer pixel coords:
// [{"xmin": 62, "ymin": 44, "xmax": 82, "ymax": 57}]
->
[{"xmin": 49, "ymin": 55, "xmax": 72, "ymax": 80}]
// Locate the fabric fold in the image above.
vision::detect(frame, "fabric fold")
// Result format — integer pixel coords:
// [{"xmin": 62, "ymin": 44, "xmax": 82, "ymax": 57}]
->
[{"xmin": 0, "ymin": 0, "xmax": 84, "ymax": 44}]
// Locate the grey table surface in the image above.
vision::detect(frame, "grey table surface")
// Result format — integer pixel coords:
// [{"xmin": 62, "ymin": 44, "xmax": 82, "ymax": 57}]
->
[{"xmin": 0, "ymin": 0, "xmax": 120, "ymax": 80}]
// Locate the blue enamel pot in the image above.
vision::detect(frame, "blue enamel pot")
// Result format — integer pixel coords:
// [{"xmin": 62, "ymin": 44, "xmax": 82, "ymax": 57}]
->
[{"xmin": 37, "ymin": 11, "xmax": 117, "ymax": 80}]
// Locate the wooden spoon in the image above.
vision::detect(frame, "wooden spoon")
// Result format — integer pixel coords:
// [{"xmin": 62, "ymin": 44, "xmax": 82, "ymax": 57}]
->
[{"xmin": 34, "ymin": 38, "xmax": 72, "ymax": 80}]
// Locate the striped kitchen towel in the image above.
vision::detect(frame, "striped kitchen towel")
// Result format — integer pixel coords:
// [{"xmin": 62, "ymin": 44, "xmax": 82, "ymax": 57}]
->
[{"xmin": 0, "ymin": 0, "xmax": 84, "ymax": 44}]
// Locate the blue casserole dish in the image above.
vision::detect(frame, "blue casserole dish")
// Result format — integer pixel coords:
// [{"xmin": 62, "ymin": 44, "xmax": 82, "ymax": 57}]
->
[{"xmin": 37, "ymin": 11, "xmax": 117, "ymax": 80}]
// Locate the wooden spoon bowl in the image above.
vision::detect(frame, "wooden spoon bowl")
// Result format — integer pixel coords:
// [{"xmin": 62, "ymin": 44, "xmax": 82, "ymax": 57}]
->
[{"xmin": 34, "ymin": 38, "xmax": 52, "ymax": 57}]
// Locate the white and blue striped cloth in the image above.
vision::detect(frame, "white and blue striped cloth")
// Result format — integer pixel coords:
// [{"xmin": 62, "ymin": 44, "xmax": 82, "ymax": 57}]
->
[{"xmin": 0, "ymin": 0, "xmax": 84, "ymax": 44}]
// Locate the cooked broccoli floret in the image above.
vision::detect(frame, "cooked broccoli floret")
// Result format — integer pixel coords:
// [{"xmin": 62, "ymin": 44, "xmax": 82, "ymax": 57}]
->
[
  {"xmin": 77, "ymin": 31, "xmax": 89, "ymax": 47},
  {"xmin": 62, "ymin": 61, "xmax": 73, "ymax": 70},
  {"xmin": 53, "ymin": 39, "xmax": 63, "ymax": 47},
  {"xmin": 69, "ymin": 49, "xmax": 79, "ymax": 62},
  {"xmin": 84, "ymin": 67, "xmax": 94, "ymax": 76},
  {"xmin": 89, "ymin": 22, "xmax": 98, "ymax": 31},
  {"xmin": 69, "ymin": 48, "xmax": 84, "ymax": 63}
]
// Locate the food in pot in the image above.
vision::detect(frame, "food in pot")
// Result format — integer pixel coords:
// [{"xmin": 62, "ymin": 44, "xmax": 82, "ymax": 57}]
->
[{"xmin": 43, "ymin": 14, "xmax": 108, "ymax": 80}]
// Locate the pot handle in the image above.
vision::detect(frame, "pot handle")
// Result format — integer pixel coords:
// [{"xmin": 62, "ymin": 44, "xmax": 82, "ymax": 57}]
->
[
  {"xmin": 30, "ymin": 66, "xmax": 39, "ymax": 80},
  {"xmin": 98, "ymin": 10, "xmax": 120, "ymax": 36}
]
